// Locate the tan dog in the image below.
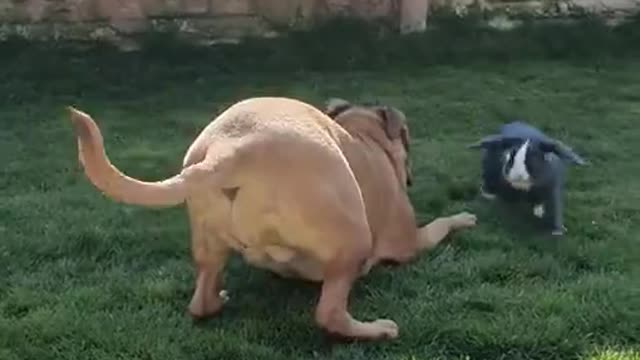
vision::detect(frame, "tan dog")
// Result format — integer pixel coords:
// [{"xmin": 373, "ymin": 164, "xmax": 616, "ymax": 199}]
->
[{"xmin": 66, "ymin": 97, "xmax": 476, "ymax": 341}]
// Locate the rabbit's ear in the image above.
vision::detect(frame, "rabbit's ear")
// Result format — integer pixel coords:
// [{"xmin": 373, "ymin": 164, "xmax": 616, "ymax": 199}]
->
[
  {"xmin": 539, "ymin": 139, "xmax": 588, "ymax": 165},
  {"xmin": 467, "ymin": 134, "xmax": 521, "ymax": 150}
]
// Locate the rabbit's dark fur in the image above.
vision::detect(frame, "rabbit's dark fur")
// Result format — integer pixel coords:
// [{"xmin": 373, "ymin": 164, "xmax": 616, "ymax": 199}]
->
[{"xmin": 468, "ymin": 121, "xmax": 587, "ymax": 236}]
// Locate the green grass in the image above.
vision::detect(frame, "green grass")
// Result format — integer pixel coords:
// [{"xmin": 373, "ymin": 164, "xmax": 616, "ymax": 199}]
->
[{"xmin": 1, "ymin": 15, "xmax": 640, "ymax": 360}]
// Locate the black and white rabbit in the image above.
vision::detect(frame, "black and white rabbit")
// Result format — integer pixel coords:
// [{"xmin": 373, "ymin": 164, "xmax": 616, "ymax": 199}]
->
[{"xmin": 468, "ymin": 121, "xmax": 587, "ymax": 236}]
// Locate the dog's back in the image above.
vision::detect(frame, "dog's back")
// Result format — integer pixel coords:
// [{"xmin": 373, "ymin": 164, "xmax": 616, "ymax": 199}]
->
[{"xmin": 182, "ymin": 97, "xmax": 350, "ymax": 168}]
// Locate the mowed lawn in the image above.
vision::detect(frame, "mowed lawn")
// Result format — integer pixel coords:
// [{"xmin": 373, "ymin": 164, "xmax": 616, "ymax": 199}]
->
[{"xmin": 1, "ymin": 54, "xmax": 639, "ymax": 360}]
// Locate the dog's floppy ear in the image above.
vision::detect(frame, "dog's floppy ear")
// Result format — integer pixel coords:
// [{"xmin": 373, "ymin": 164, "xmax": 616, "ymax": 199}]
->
[
  {"xmin": 325, "ymin": 98, "xmax": 352, "ymax": 119},
  {"xmin": 400, "ymin": 126, "xmax": 410, "ymax": 152},
  {"xmin": 467, "ymin": 134, "xmax": 520, "ymax": 150},
  {"xmin": 539, "ymin": 139, "xmax": 587, "ymax": 165},
  {"xmin": 377, "ymin": 106, "xmax": 407, "ymax": 144}
]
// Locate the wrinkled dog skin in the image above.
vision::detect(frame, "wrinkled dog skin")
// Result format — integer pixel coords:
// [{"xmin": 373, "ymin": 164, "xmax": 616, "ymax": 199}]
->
[
  {"xmin": 468, "ymin": 121, "xmax": 587, "ymax": 236},
  {"xmin": 66, "ymin": 97, "xmax": 477, "ymax": 342}
]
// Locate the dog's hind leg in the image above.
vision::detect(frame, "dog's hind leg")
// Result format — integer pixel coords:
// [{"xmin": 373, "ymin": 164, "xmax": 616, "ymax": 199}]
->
[
  {"xmin": 267, "ymin": 148, "xmax": 398, "ymax": 340},
  {"xmin": 313, "ymin": 220, "xmax": 399, "ymax": 341},
  {"xmin": 188, "ymin": 235, "xmax": 230, "ymax": 319},
  {"xmin": 417, "ymin": 212, "xmax": 477, "ymax": 251},
  {"xmin": 187, "ymin": 201, "xmax": 231, "ymax": 320}
]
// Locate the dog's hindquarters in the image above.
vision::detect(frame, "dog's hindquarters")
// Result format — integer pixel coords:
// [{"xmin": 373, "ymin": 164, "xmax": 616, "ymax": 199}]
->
[{"xmin": 187, "ymin": 129, "xmax": 400, "ymax": 340}]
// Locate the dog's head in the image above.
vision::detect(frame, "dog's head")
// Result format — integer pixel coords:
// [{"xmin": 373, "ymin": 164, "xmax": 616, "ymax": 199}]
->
[
  {"xmin": 324, "ymin": 98, "xmax": 413, "ymax": 188},
  {"xmin": 468, "ymin": 134, "xmax": 586, "ymax": 190}
]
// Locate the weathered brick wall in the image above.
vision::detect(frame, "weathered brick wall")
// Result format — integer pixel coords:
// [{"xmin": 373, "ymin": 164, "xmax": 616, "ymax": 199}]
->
[
  {"xmin": 0, "ymin": 0, "xmax": 638, "ymax": 48},
  {"xmin": 0, "ymin": 0, "xmax": 435, "ymax": 48},
  {"xmin": 0, "ymin": 1, "xmax": 426, "ymax": 29}
]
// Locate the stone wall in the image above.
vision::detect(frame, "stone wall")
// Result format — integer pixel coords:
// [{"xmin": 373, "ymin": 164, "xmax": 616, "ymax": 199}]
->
[
  {"xmin": 0, "ymin": 0, "xmax": 638, "ymax": 48},
  {"xmin": 0, "ymin": 0, "xmax": 430, "ymax": 47}
]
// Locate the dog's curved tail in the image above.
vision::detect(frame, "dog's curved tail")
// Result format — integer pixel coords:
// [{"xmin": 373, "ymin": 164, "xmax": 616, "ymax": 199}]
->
[{"xmin": 67, "ymin": 107, "xmax": 203, "ymax": 208}]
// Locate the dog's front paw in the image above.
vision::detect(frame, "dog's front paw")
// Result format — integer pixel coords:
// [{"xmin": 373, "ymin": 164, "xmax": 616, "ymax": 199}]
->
[{"xmin": 450, "ymin": 212, "xmax": 477, "ymax": 229}]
